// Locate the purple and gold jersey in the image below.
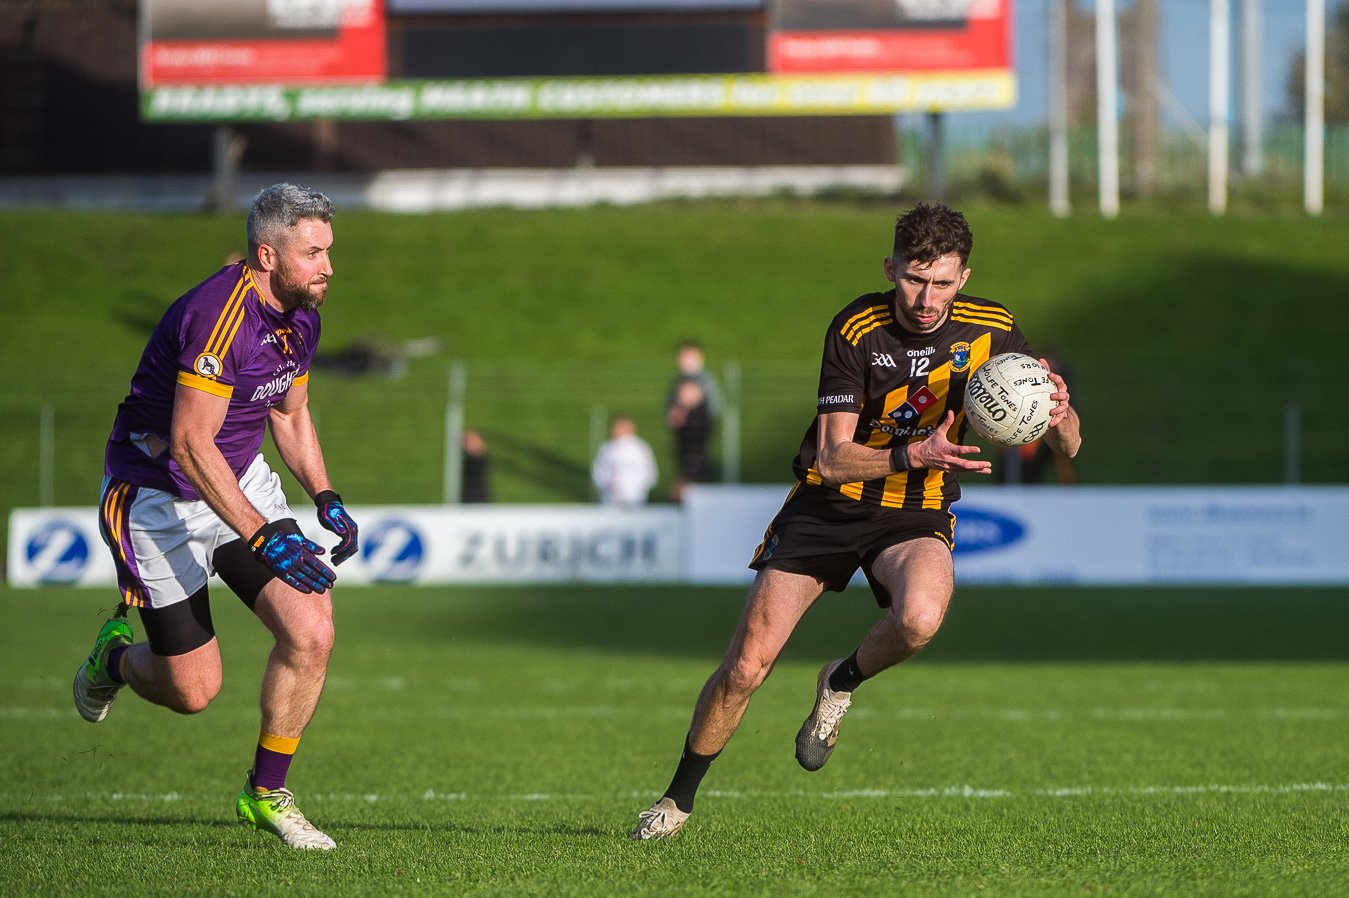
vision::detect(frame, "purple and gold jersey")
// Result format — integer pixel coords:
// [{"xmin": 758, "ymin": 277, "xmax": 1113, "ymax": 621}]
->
[
  {"xmin": 792, "ymin": 289, "xmax": 1031, "ymax": 511},
  {"xmin": 105, "ymin": 262, "xmax": 321, "ymax": 500}
]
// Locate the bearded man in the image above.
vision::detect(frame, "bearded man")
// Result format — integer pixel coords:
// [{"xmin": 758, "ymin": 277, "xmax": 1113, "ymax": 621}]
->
[{"xmin": 73, "ymin": 183, "xmax": 359, "ymax": 850}]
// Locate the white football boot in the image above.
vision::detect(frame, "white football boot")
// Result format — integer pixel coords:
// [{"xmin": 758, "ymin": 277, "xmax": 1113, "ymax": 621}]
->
[
  {"xmin": 794, "ymin": 659, "xmax": 853, "ymax": 771},
  {"xmin": 630, "ymin": 797, "xmax": 690, "ymax": 841}
]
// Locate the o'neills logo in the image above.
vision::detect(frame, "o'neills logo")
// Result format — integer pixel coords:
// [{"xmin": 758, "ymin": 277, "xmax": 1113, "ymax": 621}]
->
[
  {"xmin": 819, "ymin": 393, "xmax": 855, "ymax": 405},
  {"xmin": 251, "ymin": 371, "xmax": 296, "ymax": 402}
]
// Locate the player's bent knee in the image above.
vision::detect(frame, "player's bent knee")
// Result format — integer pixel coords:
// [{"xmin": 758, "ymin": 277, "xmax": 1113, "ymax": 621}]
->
[
  {"xmin": 888, "ymin": 601, "xmax": 947, "ymax": 646},
  {"xmin": 163, "ymin": 677, "xmax": 221, "ymax": 714},
  {"xmin": 279, "ymin": 618, "xmax": 335, "ymax": 661},
  {"xmin": 722, "ymin": 654, "xmax": 774, "ymax": 696}
]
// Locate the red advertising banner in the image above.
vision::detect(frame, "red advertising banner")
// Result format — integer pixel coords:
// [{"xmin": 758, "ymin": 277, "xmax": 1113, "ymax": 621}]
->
[
  {"xmin": 768, "ymin": 0, "xmax": 1010, "ymax": 74},
  {"xmin": 141, "ymin": 0, "xmax": 386, "ymax": 87}
]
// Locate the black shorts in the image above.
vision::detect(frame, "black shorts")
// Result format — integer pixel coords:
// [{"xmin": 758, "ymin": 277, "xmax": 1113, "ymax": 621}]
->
[
  {"xmin": 136, "ymin": 518, "xmax": 303, "ymax": 656},
  {"xmin": 748, "ymin": 483, "xmax": 955, "ymax": 607}
]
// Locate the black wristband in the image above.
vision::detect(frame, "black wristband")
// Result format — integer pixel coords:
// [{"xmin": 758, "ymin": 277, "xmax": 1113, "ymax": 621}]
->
[
  {"xmin": 889, "ymin": 444, "xmax": 912, "ymax": 472},
  {"xmin": 248, "ymin": 520, "xmax": 284, "ymax": 555},
  {"xmin": 314, "ymin": 490, "xmax": 342, "ymax": 507}
]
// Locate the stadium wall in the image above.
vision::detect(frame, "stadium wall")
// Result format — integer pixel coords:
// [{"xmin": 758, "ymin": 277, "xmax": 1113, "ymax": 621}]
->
[{"xmin": 11, "ymin": 485, "xmax": 1349, "ymax": 588}]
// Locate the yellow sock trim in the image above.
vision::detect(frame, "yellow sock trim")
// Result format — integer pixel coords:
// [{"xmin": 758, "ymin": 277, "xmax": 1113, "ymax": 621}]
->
[{"xmin": 258, "ymin": 731, "xmax": 300, "ymax": 755}]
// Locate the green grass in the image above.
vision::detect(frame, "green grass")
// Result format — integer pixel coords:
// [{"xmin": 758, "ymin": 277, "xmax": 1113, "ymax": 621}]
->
[
  {"xmin": 4, "ymin": 583, "xmax": 1347, "ymax": 897},
  {"xmin": 3, "ymin": 201, "xmax": 1348, "ymax": 537}
]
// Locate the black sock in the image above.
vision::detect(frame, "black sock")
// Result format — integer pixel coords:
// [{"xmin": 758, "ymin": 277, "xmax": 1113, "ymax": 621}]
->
[
  {"xmin": 827, "ymin": 649, "xmax": 870, "ymax": 693},
  {"xmin": 662, "ymin": 735, "xmax": 720, "ymax": 813}
]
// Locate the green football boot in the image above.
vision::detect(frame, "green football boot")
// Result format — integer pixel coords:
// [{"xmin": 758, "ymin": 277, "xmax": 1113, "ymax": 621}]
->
[
  {"xmin": 72, "ymin": 610, "xmax": 133, "ymax": 723},
  {"xmin": 236, "ymin": 776, "xmax": 336, "ymax": 850}
]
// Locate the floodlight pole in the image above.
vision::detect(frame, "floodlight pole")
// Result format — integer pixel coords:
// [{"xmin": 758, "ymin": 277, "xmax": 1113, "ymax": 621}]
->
[
  {"xmin": 1048, "ymin": 0, "xmax": 1070, "ymax": 217},
  {"xmin": 1095, "ymin": 0, "xmax": 1120, "ymax": 219},
  {"xmin": 1209, "ymin": 0, "xmax": 1230, "ymax": 215},
  {"xmin": 1240, "ymin": 0, "xmax": 1263, "ymax": 177},
  {"xmin": 1305, "ymin": 0, "xmax": 1325, "ymax": 216}
]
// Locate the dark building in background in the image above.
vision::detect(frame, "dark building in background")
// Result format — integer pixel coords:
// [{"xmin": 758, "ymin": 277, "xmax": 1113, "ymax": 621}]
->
[{"xmin": 0, "ymin": 0, "xmax": 895, "ymax": 176}]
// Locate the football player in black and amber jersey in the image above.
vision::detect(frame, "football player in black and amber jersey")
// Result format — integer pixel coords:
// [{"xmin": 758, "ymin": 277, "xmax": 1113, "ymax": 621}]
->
[{"xmin": 632, "ymin": 203, "xmax": 1082, "ymax": 840}]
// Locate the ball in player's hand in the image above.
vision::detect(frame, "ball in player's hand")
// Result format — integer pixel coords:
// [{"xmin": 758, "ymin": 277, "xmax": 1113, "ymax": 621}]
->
[{"xmin": 963, "ymin": 353, "xmax": 1055, "ymax": 446}]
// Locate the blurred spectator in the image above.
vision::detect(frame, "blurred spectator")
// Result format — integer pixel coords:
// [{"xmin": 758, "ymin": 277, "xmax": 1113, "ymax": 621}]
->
[
  {"xmin": 666, "ymin": 341, "xmax": 720, "ymax": 501},
  {"xmin": 592, "ymin": 416, "xmax": 659, "ymax": 508},
  {"xmin": 461, "ymin": 429, "xmax": 492, "ymax": 503}
]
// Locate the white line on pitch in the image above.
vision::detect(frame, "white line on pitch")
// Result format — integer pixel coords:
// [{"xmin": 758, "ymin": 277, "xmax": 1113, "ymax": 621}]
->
[
  {"xmin": 6, "ymin": 705, "xmax": 1347, "ymax": 722},
  {"xmin": 7, "ymin": 782, "xmax": 1345, "ymax": 806}
]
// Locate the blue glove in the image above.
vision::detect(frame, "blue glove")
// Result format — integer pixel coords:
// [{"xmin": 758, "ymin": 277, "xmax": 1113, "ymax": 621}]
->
[
  {"xmin": 314, "ymin": 490, "xmax": 359, "ymax": 566},
  {"xmin": 249, "ymin": 521, "xmax": 336, "ymax": 594}
]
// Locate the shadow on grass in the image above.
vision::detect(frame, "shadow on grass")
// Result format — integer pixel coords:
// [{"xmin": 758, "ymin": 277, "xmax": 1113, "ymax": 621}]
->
[{"xmin": 383, "ymin": 584, "xmax": 1349, "ymax": 664}]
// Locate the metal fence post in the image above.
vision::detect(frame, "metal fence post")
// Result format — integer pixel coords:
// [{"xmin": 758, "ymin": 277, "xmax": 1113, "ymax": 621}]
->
[
  {"xmin": 589, "ymin": 403, "xmax": 607, "ymax": 502},
  {"xmin": 1284, "ymin": 401, "xmax": 1301, "ymax": 484},
  {"xmin": 444, "ymin": 361, "xmax": 467, "ymax": 504},
  {"xmin": 39, "ymin": 404, "xmax": 54, "ymax": 507},
  {"xmin": 722, "ymin": 360, "xmax": 741, "ymax": 483}
]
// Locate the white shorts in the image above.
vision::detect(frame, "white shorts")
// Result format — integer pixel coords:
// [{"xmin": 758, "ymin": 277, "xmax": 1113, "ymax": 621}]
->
[{"xmin": 99, "ymin": 454, "xmax": 296, "ymax": 609}]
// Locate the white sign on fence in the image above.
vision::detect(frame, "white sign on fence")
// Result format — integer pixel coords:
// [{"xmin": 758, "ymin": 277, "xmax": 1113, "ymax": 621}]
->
[
  {"xmin": 9, "ymin": 486, "xmax": 1349, "ymax": 587},
  {"xmin": 6, "ymin": 505, "xmax": 681, "ymax": 587},
  {"xmin": 681, "ymin": 484, "xmax": 1349, "ymax": 586}
]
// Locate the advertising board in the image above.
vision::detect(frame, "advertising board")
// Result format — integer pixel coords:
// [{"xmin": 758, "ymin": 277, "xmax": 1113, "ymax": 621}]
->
[
  {"xmin": 12, "ymin": 486, "xmax": 1349, "ymax": 588},
  {"xmin": 141, "ymin": 0, "xmax": 387, "ymax": 87}
]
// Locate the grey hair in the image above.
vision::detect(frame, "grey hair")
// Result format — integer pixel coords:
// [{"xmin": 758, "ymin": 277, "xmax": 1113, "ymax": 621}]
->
[{"xmin": 246, "ymin": 183, "xmax": 334, "ymax": 255}]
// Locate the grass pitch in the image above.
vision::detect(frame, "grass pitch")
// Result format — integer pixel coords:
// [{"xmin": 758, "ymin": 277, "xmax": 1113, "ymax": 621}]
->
[{"xmin": 4, "ymin": 583, "xmax": 1346, "ymax": 897}]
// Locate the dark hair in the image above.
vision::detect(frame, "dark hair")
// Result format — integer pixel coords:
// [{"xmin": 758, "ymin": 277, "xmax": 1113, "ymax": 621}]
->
[{"xmin": 892, "ymin": 203, "xmax": 973, "ymax": 267}]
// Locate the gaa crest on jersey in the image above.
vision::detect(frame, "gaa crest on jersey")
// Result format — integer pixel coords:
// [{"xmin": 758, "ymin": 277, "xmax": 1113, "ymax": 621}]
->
[
  {"xmin": 950, "ymin": 342, "xmax": 972, "ymax": 372},
  {"xmin": 194, "ymin": 352, "xmax": 223, "ymax": 379},
  {"xmin": 889, "ymin": 385, "xmax": 939, "ymax": 424}
]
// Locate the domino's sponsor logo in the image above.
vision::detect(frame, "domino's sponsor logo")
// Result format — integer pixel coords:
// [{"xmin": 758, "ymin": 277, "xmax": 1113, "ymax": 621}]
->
[
  {"xmin": 362, "ymin": 520, "xmax": 425, "ymax": 582},
  {"xmin": 25, "ymin": 520, "xmax": 91, "ymax": 583},
  {"xmin": 953, "ymin": 507, "xmax": 1026, "ymax": 555}
]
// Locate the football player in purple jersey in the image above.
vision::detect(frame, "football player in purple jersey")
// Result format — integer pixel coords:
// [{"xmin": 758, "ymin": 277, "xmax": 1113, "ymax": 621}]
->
[
  {"xmin": 632, "ymin": 203, "xmax": 1082, "ymax": 840},
  {"xmin": 74, "ymin": 184, "xmax": 359, "ymax": 850}
]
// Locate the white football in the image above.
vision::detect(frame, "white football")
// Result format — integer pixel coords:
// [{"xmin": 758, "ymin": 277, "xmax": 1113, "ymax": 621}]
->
[{"xmin": 963, "ymin": 353, "xmax": 1056, "ymax": 446}]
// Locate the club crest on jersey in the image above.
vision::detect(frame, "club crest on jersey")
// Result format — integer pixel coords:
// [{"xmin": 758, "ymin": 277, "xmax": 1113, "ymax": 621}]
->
[
  {"xmin": 950, "ymin": 342, "xmax": 972, "ymax": 372},
  {"xmin": 194, "ymin": 352, "xmax": 223, "ymax": 379},
  {"xmin": 889, "ymin": 385, "xmax": 939, "ymax": 424}
]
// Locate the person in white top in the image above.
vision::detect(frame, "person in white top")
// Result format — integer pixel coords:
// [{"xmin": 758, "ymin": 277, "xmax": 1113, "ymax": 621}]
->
[{"xmin": 592, "ymin": 416, "xmax": 659, "ymax": 508}]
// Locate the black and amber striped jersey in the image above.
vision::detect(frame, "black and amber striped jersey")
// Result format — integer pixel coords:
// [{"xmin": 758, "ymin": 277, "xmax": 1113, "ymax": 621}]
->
[{"xmin": 791, "ymin": 289, "xmax": 1031, "ymax": 510}]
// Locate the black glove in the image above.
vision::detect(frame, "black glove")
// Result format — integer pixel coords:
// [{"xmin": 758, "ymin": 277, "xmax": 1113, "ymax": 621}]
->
[
  {"xmin": 314, "ymin": 490, "xmax": 359, "ymax": 566},
  {"xmin": 249, "ymin": 521, "xmax": 336, "ymax": 594}
]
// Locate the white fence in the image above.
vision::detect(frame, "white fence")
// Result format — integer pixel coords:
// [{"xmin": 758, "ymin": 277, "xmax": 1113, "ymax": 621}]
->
[{"xmin": 11, "ymin": 485, "xmax": 1349, "ymax": 588}]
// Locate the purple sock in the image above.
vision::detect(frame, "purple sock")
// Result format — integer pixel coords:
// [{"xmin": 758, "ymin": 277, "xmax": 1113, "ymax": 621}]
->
[
  {"xmin": 105, "ymin": 645, "xmax": 130, "ymax": 684},
  {"xmin": 251, "ymin": 732, "xmax": 299, "ymax": 791}
]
